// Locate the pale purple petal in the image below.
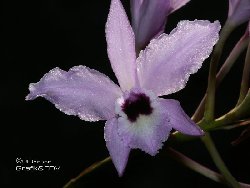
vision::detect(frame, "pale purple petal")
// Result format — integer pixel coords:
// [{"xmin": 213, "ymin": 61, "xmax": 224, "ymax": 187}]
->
[
  {"xmin": 130, "ymin": 0, "xmax": 143, "ymax": 34},
  {"xmin": 132, "ymin": 0, "xmax": 171, "ymax": 51},
  {"xmin": 130, "ymin": 0, "xmax": 191, "ymax": 51},
  {"xmin": 26, "ymin": 66, "xmax": 121, "ymax": 121},
  {"xmin": 159, "ymin": 99, "xmax": 204, "ymax": 135},
  {"xmin": 104, "ymin": 118, "xmax": 130, "ymax": 176},
  {"xmin": 137, "ymin": 20, "xmax": 221, "ymax": 96},
  {"xmin": 106, "ymin": 0, "xmax": 137, "ymax": 91},
  {"xmin": 228, "ymin": 0, "xmax": 239, "ymax": 16},
  {"xmin": 117, "ymin": 99, "xmax": 171, "ymax": 155},
  {"xmin": 228, "ymin": 0, "xmax": 250, "ymax": 26},
  {"xmin": 169, "ymin": 0, "xmax": 191, "ymax": 13}
]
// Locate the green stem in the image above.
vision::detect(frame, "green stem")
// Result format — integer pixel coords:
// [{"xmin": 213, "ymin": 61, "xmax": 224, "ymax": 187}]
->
[
  {"xmin": 192, "ymin": 33, "xmax": 249, "ymax": 122},
  {"xmin": 215, "ymin": 118, "xmax": 250, "ymax": 130},
  {"xmin": 171, "ymin": 118, "xmax": 249, "ymax": 143},
  {"xmin": 65, "ymin": 146, "xmax": 250, "ymax": 188},
  {"xmin": 231, "ymin": 126, "xmax": 250, "ymax": 146},
  {"xmin": 174, "ymin": 91, "xmax": 250, "ymax": 141},
  {"xmin": 170, "ymin": 92, "xmax": 250, "ymax": 141},
  {"xmin": 166, "ymin": 147, "xmax": 250, "ymax": 187},
  {"xmin": 167, "ymin": 147, "xmax": 223, "ymax": 183},
  {"xmin": 237, "ymin": 41, "xmax": 250, "ymax": 105},
  {"xmin": 63, "ymin": 157, "xmax": 111, "ymax": 188},
  {"xmin": 204, "ymin": 22, "xmax": 235, "ymax": 121},
  {"xmin": 202, "ymin": 133, "xmax": 240, "ymax": 188},
  {"xmin": 202, "ymin": 89, "xmax": 250, "ymax": 131}
]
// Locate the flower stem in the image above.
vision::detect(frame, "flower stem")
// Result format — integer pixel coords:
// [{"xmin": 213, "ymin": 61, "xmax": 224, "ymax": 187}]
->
[
  {"xmin": 167, "ymin": 147, "xmax": 223, "ymax": 183},
  {"xmin": 215, "ymin": 119, "xmax": 250, "ymax": 130},
  {"xmin": 201, "ymin": 133, "xmax": 240, "ymax": 188},
  {"xmin": 65, "ymin": 146, "xmax": 250, "ymax": 188},
  {"xmin": 231, "ymin": 126, "xmax": 250, "ymax": 146},
  {"xmin": 171, "ymin": 119, "xmax": 249, "ymax": 143},
  {"xmin": 173, "ymin": 93, "xmax": 250, "ymax": 141},
  {"xmin": 215, "ymin": 118, "xmax": 250, "ymax": 130},
  {"xmin": 166, "ymin": 147, "xmax": 250, "ymax": 187},
  {"xmin": 237, "ymin": 41, "xmax": 250, "ymax": 105},
  {"xmin": 204, "ymin": 22, "xmax": 235, "ymax": 121},
  {"xmin": 63, "ymin": 157, "xmax": 111, "ymax": 188},
  {"xmin": 192, "ymin": 32, "xmax": 250, "ymax": 122},
  {"xmin": 202, "ymin": 89, "xmax": 250, "ymax": 131}
]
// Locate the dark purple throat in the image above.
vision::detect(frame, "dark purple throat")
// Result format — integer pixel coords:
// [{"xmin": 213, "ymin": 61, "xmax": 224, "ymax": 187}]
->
[{"xmin": 121, "ymin": 93, "xmax": 153, "ymax": 122}]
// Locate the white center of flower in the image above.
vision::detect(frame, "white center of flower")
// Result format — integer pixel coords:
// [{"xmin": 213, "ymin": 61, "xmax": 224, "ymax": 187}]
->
[{"xmin": 115, "ymin": 89, "xmax": 158, "ymax": 122}]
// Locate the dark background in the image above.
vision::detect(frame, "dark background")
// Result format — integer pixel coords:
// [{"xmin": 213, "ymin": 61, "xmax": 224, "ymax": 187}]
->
[{"xmin": 3, "ymin": 0, "xmax": 250, "ymax": 187}]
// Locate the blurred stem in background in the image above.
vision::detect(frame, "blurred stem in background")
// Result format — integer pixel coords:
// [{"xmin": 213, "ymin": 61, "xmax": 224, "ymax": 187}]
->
[
  {"xmin": 204, "ymin": 21, "xmax": 235, "ymax": 122},
  {"xmin": 166, "ymin": 147, "xmax": 250, "ymax": 188},
  {"xmin": 202, "ymin": 133, "xmax": 240, "ymax": 188},
  {"xmin": 192, "ymin": 30, "xmax": 250, "ymax": 122},
  {"xmin": 237, "ymin": 38, "xmax": 250, "ymax": 105}
]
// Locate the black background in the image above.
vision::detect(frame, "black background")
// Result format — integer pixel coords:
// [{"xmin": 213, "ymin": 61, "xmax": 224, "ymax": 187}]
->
[{"xmin": 3, "ymin": 0, "xmax": 250, "ymax": 187}]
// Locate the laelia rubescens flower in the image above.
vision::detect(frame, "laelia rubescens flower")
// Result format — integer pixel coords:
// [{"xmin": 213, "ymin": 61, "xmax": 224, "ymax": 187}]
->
[
  {"xmin": 227, "ymin": 0, "xmax": 250, "ymax": 26},
  {"xmin": 130, "ymin": 0, "xmax": 191, "ymax": 52},
  {"xmin": 26, "ymin": 0, "xmax": 220, "ymax": 176}
]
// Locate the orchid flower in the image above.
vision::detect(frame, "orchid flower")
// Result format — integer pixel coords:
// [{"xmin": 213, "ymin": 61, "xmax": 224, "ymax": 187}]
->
[
  {"xmin": 26, "ymin": 0, "xmax": 220, "ymax": 176},
  {"xmin": 130, "ymin": 0, "xmax": 191, "ymax": 52},
  {"xmin": 227, "ymin": 0, "xmax": 250, "ymax": 27}
]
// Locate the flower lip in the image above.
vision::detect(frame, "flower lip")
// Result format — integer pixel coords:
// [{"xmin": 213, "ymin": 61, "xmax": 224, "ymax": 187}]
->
[{"xmin": 121, "ymin": 91, "xmax": 153, "ymax": 122}]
